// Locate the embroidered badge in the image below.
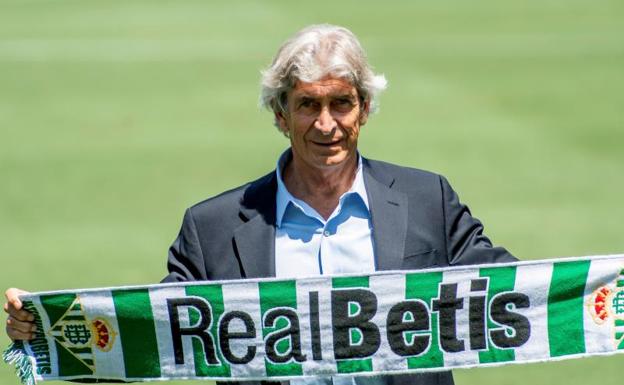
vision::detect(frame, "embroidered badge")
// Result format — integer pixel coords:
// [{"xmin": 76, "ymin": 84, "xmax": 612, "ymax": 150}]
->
[
  {"xmin": 47, "ymin": 297, "xmax": 117, "ymax": 372},
  {"xmin": 587, "ymin": 268, "xmax": 624, "ymax": 349}
]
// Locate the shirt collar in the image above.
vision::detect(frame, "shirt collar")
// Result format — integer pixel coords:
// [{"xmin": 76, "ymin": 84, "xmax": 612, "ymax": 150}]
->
[{"xmin": 275, "ymin": 149, "xmax": 369, "ymax": 227}]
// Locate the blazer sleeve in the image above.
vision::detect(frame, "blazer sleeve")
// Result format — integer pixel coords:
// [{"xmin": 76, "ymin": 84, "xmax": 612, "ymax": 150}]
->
[
  {"xmin": 161, "ymin": 208, "xmax": 208, "ymax": 283},
  {"xmin": 440, "ymin": 175, "xmax": 517, "ymax": 266}
]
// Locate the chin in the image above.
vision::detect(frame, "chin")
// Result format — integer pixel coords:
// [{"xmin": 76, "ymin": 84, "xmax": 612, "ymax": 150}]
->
[{"xmin": 313, "ymin": 153, "xmax": 350, "ymax": 168}]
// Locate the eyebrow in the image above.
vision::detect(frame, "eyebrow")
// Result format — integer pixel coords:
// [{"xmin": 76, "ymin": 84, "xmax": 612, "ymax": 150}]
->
[
  {"xmin": 294, "ymin": 93, "xmax": 356, "ymax": 101},
  {"xmin": 334, "ymin": 94, "xmax": 357, "ymax": 100}
]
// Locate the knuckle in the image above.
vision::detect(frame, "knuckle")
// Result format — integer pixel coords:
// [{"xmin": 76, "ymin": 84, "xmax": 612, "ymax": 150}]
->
[
  {"xmin": 9, "ymin": 330, "xmax": 26, "ymax": 341},
  {"xmin": 22, "ymin": 312, "xmax": 33, "ymax": 321},
  {"xmin": 7, "ymin": 318, "xmax": 24, "ymax": 332}
]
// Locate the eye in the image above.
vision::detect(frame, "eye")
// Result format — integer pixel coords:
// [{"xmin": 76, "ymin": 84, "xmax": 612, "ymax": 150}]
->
[
  {"xmin": 297, "ymin": 98, "xmax": 317, "ymax": 110},
  {"xmin": 332, "ymin": 98, "xmax": 354, "ymax": 111}
]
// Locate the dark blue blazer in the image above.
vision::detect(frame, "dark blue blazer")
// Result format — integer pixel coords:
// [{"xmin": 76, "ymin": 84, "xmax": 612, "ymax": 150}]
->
[{"xmin": 163, "ymin": 158, "xmax": 516, "ymax": 385}]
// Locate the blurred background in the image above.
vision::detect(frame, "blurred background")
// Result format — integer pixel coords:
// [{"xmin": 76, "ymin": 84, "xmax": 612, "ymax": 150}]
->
[{"xmin": 1, "ymin": 0, "xmax": 623, "ymax": 384}]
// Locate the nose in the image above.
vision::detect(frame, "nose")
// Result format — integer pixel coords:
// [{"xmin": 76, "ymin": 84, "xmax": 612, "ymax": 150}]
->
[{"xmin": 314, "ymin": 106, "xmax": 337, "ymax": 135}]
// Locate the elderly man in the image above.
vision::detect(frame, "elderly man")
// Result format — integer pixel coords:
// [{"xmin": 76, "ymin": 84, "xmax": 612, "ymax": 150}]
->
[{"xmin": 5, "ymin": 25, "xmax": 515, "ymax": 385}]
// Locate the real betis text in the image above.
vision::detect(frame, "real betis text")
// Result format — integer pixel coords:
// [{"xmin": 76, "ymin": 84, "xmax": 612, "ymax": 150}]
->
[{"xmin": 168, "ymin": 278, "xmax": 530, "ymax": 367}]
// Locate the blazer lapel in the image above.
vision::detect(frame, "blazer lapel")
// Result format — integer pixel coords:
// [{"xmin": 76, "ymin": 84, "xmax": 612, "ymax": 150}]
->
[
  {"xmin": 232, "ymin": 160, "xmax": 409, "ymax": 276},
  {"xmin": 363, "ymin": 159, "xmax": 408, "ymax": 271},
  {"xmin": 233, "ymin": 172, "xmax": 277, "ymax": 279}
]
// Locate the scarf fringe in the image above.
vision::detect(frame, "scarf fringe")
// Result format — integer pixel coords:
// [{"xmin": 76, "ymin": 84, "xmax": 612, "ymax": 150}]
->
[{"xmin": 3, "ymin": 341, "xmax": 36, "ymax": 385}]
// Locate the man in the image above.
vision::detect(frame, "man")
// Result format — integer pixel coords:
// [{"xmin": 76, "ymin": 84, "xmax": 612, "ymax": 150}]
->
[{"xmin": 5, "ymin": 25, "xmax": 515, "ymax": 385}]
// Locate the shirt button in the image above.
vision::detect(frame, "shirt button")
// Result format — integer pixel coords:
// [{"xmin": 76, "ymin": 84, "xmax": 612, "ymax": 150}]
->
[{"xmin": 323, "ymin": 230, "xmax": 330, "ymax": 237}]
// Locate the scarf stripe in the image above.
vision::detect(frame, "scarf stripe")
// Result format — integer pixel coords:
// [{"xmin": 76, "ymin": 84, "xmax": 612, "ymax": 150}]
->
[{"xmin": 113, "ymin": 289, "xmax": 161, "ymax": 378}]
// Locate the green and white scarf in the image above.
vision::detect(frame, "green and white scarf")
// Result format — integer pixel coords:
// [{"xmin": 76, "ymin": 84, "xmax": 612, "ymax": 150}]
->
[{"xmin": 5, "ymin": 254, "xmax": 624, "ymax": 384}]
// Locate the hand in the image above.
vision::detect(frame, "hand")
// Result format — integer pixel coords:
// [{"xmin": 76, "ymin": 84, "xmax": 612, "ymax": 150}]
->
[{"xmin": 4, "ymin": 288, "xmax": 35, "ymax": 341}]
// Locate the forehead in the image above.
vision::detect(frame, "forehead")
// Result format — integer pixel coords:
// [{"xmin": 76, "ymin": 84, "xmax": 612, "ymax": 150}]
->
[{"xmin": 290, "ymin": 77, "xmax": 357, "ymax": 98}]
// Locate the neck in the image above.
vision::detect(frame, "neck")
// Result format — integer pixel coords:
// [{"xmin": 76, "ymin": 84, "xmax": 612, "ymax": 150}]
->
[{"xmin": 283, "ymin": 153, "xmax": 358, "ymax": 220}]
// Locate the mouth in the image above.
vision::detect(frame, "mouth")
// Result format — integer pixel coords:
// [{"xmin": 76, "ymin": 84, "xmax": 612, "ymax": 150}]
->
[{"xmin": 311, "ymin": 139, "xmax": 342, "ymax": 147}]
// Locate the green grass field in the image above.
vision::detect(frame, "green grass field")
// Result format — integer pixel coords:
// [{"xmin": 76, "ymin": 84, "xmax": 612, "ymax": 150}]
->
[{"xmin": 1, "ymin": 0, "xmax": 623, "ymax": 384}]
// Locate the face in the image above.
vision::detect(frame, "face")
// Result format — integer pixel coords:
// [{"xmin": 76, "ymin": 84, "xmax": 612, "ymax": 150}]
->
[{"xmin": 276, "ymin": 77, "xmax": 369, "ymax": 171}]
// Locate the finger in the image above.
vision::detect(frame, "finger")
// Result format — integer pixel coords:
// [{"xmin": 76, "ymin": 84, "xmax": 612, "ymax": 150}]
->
[
  {"xmin": 4, "ymin": 288, "xmax": 26, "ymax": 311},
  {"xmin": 6, "ymin": 306, "xmax": 34, "ymax": 322},
  {"xmin": 6, "ymin": 326, "xmax": 33, "ymax": 341},
  {"xmin": 7, "ymin": 316, "xmax": 36, "ymax": 334}
]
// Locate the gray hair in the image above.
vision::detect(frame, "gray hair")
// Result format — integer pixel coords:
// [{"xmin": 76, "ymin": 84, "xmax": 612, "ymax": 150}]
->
[{"xmin": 260, "ymin": 24, "xmax": 387, "ymax": 126}]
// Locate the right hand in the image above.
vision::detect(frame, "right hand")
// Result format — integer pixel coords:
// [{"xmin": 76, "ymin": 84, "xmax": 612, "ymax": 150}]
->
[{"xmin": 4, "ymin": 288, "xmax": 35, "ymax": 341}]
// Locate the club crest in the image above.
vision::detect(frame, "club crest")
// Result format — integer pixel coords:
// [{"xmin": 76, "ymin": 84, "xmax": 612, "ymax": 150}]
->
[
  {"xmin": 587, "ymin": 267, "xmax": 624, "ymax": 349},
  {"xmin": 47, "ymin": 297, "xmax": 118, "ymax": 372}
]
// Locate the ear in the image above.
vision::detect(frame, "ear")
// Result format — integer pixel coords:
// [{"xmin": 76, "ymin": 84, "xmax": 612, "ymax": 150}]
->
[
  {"xmin": 359, "ymin": 99, "xmax": 370, "ymax": 126},
  {"xmin": 275, "ymin": 110, "xmax": 289, "ymax": 136}
]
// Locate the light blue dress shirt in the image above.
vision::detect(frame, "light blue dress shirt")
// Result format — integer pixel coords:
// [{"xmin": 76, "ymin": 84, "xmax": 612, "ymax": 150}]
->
[
  {"xmin": 275, "ymin": 150, "xmax": 376, "ymax": 278},
  {"xmin": 274, "ymin": 150, "xmax": 381, "ymax": 385}
]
